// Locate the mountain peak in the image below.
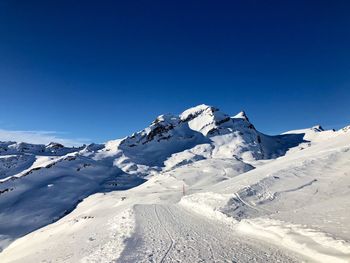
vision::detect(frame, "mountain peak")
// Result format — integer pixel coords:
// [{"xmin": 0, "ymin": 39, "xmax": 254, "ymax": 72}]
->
[
  {"xmin": 151, "ymin": 114, "xmax": 177, "ymax": 126},
  {"xmin": 178, "ymin": 104, "xmax": 234, "ymax": 136},
  {"xmin": 233, "ymin": 111, "xmax": 249, "ymax": 121},
  {"xmin": 179, "ymin": 104, "xmax": 219, "ymax": 122}
]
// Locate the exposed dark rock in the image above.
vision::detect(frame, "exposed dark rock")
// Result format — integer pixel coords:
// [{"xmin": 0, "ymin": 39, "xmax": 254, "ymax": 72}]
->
[
  {"xmin": 145, "ymin": 124, "xmax": 174, "ymax": 143},
  {"xmin": 215, "ymin": 117, "xmax": 231, "ymax": 126},
  {"xmin": 0, "ymin": 188, "xmax": 13, "ymax": 195}
]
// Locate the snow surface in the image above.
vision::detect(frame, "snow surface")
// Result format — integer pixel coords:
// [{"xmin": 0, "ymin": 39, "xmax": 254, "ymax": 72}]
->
[
  {"xmin": 0, "ymin": 104, "xmax": 349, "ymax": 262},
  {"xmin": 0, "ymin": 142, "xmax": 144, "ymax": 249}
]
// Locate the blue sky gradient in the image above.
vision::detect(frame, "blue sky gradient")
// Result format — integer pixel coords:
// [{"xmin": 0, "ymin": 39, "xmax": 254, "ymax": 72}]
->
[{"xmin": 0, "ymin": 0, "xmax": 349, "ymax": 143}]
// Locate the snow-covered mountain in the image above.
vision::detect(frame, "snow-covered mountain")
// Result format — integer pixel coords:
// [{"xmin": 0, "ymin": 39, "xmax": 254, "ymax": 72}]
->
[
  {"xmin": 100, "ymin": 104, "xmax": 305, "ymax": 174},
  {"xmin": 0, "ymin": 104, "xmax": 349, "ymax": 262}
]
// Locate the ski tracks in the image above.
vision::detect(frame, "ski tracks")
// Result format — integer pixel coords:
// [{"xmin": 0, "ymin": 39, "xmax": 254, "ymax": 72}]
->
[
  {"xmin": 154, "ymin": 205, "xmax": 175, "ymax": 263},
  {"xmin": 118, "ymin": 204, "xmax": 300, "ymax": 263}
]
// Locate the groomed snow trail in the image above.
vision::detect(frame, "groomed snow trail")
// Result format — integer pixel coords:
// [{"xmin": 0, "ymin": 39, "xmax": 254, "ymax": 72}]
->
[{"xmin": 118, "ymin": 204, "xmax": 299, "ymax": 263}]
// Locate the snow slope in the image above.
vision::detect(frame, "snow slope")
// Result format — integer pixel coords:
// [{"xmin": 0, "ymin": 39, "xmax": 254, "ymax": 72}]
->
[
  {"xmin": 0, "ymin": 161, "xmax": 301, "ymax": 262},
  {"xmin": 181, "ymin": 128, "xmax": 350, "ymax": 262},
  {"xmin": 0, "ymin": 104, "xmax": 349, "ymax": 262},
  {"xmin": 0, "ymin": 143, "xmax": 144, "ymax": 249}
]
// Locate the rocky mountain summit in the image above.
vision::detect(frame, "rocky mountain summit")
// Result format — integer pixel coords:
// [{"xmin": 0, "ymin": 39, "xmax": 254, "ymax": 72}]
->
[{"xmin": 102, "ymin": 104, "xmax": 306, "ymax": 174}]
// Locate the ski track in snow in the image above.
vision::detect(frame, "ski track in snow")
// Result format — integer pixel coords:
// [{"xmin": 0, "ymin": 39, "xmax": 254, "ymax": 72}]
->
[
  {"xmin": 154, "ymin": 205, "xmax": 175, "ymax": 263},
  {"xmin": 118, "ymin": 204, "xmax": 299, "ymax": 263}
]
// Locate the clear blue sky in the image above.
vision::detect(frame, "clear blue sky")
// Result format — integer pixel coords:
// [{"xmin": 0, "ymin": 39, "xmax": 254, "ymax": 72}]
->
[{"xmin": 0, "ymin": 0, "xmax": 349, "ymax": 143}]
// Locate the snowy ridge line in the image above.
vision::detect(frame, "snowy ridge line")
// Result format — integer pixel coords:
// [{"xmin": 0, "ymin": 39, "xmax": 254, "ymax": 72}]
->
[
  {"xmin": 179, "ymin": 192, "xmax": 350, "ymax": 263},
  {"xmin": 0, "ymin": 153, "xmax": 74, "ymax": 183}
]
